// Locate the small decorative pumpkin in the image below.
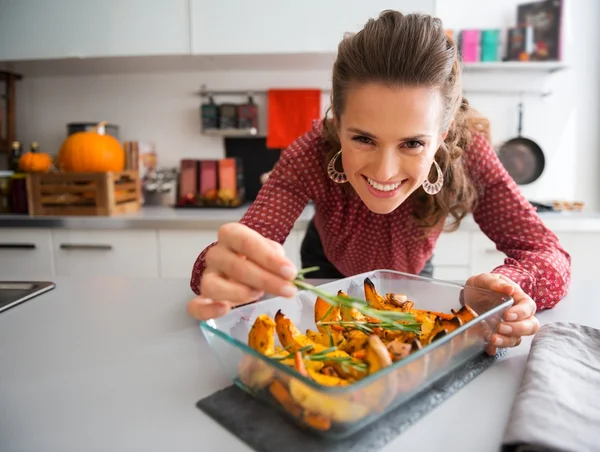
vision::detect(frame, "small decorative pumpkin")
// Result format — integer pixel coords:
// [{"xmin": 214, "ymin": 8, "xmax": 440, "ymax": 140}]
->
[
  {"xmin": 18, "ymin": 142, "xmax": 53, "ymax": 172},
  {"xmin": 57, "ymin": 121, "xmax": 125, "ymax": 172}
]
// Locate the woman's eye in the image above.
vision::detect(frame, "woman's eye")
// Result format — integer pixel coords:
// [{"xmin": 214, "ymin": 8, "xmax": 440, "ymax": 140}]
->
[
  {"xmin": 352, "ymin": 135, "xmax": 374, "ymax": 145},
  {"xmin": 404, "ymin": 140, "xmax": 425, "ymax": 149}
]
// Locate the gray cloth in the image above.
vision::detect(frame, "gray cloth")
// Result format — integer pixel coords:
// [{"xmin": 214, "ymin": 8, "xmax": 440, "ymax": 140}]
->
[
  {"xmin": 197, "ymin": 350, "xmax": 506, "ymax": 452},
  {"xmin": 502, "ymin": 322, "xmax": 600, "ymax": 452}
]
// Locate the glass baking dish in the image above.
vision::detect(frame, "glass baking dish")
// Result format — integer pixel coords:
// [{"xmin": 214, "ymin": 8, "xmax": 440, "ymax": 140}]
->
[{"xmin": 200, "ymin": 269, "xmax": 513, "ymax": 439}]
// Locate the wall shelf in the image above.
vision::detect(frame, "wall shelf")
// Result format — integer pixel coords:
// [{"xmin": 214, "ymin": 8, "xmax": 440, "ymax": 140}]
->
[
  {"xmin": 462, "ymin": 61, "xmax": 567, "ymax": 73},
  {"xmin": 202, "ymin": 127, "xmax": 258, "ymax": 137}
]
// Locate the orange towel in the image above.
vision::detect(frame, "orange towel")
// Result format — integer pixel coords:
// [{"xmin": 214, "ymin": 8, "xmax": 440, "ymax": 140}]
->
[{"xmin": 266, "ymin": 89, "xmax": 321, "ymax": 149}]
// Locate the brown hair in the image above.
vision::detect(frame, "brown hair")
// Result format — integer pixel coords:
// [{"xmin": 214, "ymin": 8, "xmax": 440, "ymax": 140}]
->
[{"xmin": 322, "ymin": 10, "xmax": 479, "ymax": 231}]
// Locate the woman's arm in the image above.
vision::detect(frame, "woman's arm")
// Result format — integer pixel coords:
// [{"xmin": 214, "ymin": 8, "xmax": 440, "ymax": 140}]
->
[
  {"xmin": 465, "ymin": 134, "xmax": 571, "ymax": 310},
  {"xmin": 190, "ymin": 130, "xmax": 321, "ymax": 295}
]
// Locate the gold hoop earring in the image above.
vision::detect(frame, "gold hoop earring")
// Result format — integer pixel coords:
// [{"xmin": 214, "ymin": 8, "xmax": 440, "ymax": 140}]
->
[
  {"xmin": 327, "ymin": 150, "xmax": 347, "ymax": 184},
  {"xmin": 422, "ymin": 160, "xmax": 443, "ymax": 195}
]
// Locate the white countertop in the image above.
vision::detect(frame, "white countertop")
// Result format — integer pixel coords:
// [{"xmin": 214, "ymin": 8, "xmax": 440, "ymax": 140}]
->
[
  {"xmin": 0, "ymin": 276, "xmax": 596, "ymax": 452},
  {"xmin": 1, "ymin": 204, "xmax": 600, "ymax": 232}
]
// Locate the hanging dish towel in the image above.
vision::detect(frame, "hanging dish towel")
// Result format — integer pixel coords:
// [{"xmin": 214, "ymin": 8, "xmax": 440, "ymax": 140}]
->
[
  {"xmin": 502, "ymin": 322, "xmax": 600, "ymax": 452},
  {"xmin": 266, "ymin": 89, "xmax": 321, "ymax": 149}
]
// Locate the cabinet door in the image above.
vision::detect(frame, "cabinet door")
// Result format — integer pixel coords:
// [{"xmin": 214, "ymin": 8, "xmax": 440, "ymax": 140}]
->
[
  {"xmin": 470, "ymin": 232, "xmax": 506, "ymax": 276},
  {"xmin": 53, "ymin": 230, "xmax": 159, "ymax": 278},
  {"xmin": 158, "ymin": 230, "xmax": 218, "ymax": 279},
  {"xmin": 555, "ymin": 232, "xmax": 598, "ymax": 281},
  {"xmin": 191, "ymin": 0, "xmax": 434, "ymax": 55},
  {"xmin": 158, "ymin": 229, "xmax": 304, "ymax": 280},
  {"xmin": 0, "ymin": 0, "xmax": 189, "ymax": 61},
  {"xmin": 0, "ymin": 229, "xmax": 54, "ymax": 279}
]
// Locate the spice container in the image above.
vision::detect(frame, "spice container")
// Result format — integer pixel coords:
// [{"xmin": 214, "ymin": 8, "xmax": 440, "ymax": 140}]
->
[
  {"xmin": 200, "ymin": 96, "xmax": 220, "ymax": 130},
  {"xmin": 237, "ymin": 94, "xmax": 259, "ymax": 130},
  {"xmin": 219, "ymin": 103, "xmax": 238, "ymax": 129},
  {"xmin": 459, "ymin": 29, "xmax": 481, "ymax": 62},
  {"xmin": 481, "ymin": 29, "xmax": 501, "ymax": 62}
]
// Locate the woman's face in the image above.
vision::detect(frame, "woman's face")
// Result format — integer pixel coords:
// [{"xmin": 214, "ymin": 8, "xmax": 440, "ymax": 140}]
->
[{"xmin": 336, "ymin": 83, "xmax": 447, "ymax": 215}]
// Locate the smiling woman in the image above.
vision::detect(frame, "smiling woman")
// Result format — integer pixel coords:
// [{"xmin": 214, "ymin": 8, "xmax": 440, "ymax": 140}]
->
[{"xmin": 187, "ymin": 10, "xmax": 571, "ymax": 354}]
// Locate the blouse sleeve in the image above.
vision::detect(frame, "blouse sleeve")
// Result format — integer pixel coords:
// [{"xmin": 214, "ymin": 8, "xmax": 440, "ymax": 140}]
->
[
  {"xmin": 464, "ymin": 133, "xmax": 571, "ymax": 310},
  {"xmin": 189, "ymin": 130, "xmax": 321, "ymax": 295}
]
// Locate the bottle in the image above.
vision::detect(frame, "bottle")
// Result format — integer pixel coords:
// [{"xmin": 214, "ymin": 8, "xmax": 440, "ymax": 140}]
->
[
  {"xmin": 9, "ymin": 140, "xmax": 22, "ymax": 172},
  {"xmin": 237, "ymin": 94, "xmax": 258, "ymax": 131},
  {"xmin": 200, "ymin": 96, "xmax": 220, "ymax": 131}
]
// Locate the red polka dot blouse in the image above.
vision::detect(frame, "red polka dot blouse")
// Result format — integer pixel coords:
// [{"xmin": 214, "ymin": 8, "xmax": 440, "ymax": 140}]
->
[{"xmin": 191, "ymin": 121, "xmax": 571, "ymax": 310}]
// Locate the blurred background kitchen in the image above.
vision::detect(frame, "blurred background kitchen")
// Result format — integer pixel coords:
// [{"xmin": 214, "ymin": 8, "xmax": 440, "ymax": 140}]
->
[{"xmin": 0, "ymin": 0, "xmax": 598, "ymax": 283}]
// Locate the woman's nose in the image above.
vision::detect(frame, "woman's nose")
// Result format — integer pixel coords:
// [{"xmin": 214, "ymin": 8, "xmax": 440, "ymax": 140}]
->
[{"xmin": 371, "ymin": 150, "xmax": 400, "ymax": 182}]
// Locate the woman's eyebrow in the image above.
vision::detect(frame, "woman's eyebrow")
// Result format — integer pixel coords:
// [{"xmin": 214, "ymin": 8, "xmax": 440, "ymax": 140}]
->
[{"xmin": 347, "ymin": 127, "xmax": 431, "ymax": 141}]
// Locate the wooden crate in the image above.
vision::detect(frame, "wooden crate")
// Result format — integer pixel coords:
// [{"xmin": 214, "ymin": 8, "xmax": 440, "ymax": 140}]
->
[{"xmin": 26, "ymin": 171, "xmax": 141, "ymax": 216}]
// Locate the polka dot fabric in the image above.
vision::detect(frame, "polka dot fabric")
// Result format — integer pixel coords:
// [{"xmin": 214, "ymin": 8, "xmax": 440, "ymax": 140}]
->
[{"xmin": 191, "ymin": 121, "xmax": 571, "ymax": 310}]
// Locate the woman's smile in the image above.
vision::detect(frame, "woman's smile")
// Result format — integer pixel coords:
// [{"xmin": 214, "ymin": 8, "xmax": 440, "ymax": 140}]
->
[{"xmin": 362, "ymin": 175, "xmax": 408, "ymax": 198}]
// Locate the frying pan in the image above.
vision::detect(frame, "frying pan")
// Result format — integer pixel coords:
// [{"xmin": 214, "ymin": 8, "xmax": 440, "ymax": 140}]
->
[{"xmin": 497, "ymin": 102, "xmax": 545, "ymax": 185}]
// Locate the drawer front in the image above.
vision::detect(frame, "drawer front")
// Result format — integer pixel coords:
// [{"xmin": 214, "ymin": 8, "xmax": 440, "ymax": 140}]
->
[
  {"xmin": 158, "ymin": 229, "xmax": 304, "ymax": 280},
  {"xmin": 158, "ymin": 230, "xmax": 218, "ymax": 279},
  {"xmin": 431, "ymin": 231, "xmax": 471, "ymax": 266},
  {"xmin": 53, "ymin": 230, "xmax": 159, "ymax": 277},
  {"xmin": 0, "ymin": 229, "xmax": 54, "ymax": 279},
  {"xmin": 470, "ymin": 232, "xmax": 506, "ymax": 275},
  {"xmin": 432, "ymin": 265, "xmax": 471, "ymax": 283}
]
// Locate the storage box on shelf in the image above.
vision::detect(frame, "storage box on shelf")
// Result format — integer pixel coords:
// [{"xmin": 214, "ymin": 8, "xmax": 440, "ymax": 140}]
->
[{"xmin": 26, "ymin": 171, "xmax": 141, "ymax": 216}]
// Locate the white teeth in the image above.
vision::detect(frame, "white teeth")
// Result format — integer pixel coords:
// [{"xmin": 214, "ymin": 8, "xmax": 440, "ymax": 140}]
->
[{"xmin": 366, "ymin": 177, "xmax": 401, "ymax": 192}]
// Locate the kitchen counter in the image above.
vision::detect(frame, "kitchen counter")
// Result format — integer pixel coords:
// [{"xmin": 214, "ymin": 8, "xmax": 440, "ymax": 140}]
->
[
  {"xmin": 0, "ymin": 276, "xmax": 596, "ymax": 452},
  {"xmin": 1, "ymin": 204, "xmax": 600, "ymax": 231}
]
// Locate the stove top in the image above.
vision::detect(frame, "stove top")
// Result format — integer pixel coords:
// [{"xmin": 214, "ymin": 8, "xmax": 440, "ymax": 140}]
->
[{"xmin": 0, "ymin": 281, "xmax": 55, "ymax": 313}]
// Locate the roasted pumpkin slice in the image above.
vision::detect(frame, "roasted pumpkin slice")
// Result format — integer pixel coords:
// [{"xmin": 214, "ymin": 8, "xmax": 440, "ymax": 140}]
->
[
  {"xmin": 451, "ymin": 305, "xmax": 478, "ymax": 324},
  {"xmin": 339, "ymin": 330, "xmax": 369, "ymax": 354},
  {"xmin": 275, "ymin": 310, "xmax": 325, "ymax": 353},
  {"xmin": 248, "ymin": 314, "xmax": 276, "ymax": 355},
  {"xmin": 338, "ymin": 290, "xmax": 369, "ymax": 322},
  {"xmin": 314, "ymin": 296, "xmax": 344, "ymax": 344},
  {"xmin": 363, "ymin": 334, "xmax": 396, "ymax": 411},
  {"xmin": 269, "ymin": 380, "xmax": 303, "ymax": 418},
  {"xmin": 306, "ymin": 329, "xmax": 333, "ymax": 347},
  {"xmin": 364, "ymin": 278, "xmax": 393, "ymax": 310},
  {"xmin": 289, "ymin": 379, "xmax": 370, "ymax": 424}
]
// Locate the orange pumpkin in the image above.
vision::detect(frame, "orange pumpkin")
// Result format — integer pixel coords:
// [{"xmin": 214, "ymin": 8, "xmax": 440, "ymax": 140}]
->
[
  {"xmin": 57, "ymin": 121, "xmax": 124, "ymax": 172},
  {"xmin": 18, "ymin": 142, "xmax": 53, "ymax": 172}
]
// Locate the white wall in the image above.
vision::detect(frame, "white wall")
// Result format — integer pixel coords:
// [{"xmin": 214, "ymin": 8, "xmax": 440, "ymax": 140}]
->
[{"xmin": 10, "ymin": 0, "xmax": 600, "ymax": 209}]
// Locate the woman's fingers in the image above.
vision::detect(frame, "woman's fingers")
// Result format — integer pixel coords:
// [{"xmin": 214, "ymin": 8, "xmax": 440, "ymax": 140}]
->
[
  {"xmin": 490, "ymin": 333, "xmax": 523, "ymax": 348},
  {"xmin": 206, "ymin": 245, "xmax": 297, "ymax": 299},
  {"xmin": 467, "ymin": 273, "xmax": 515, "ymax": 296},
  {"xmin": 187, "ymin": 296, "xmax": 231, "ymax": 321},
  {"xmin": 219, "ymin": 223, "xmax": 297, "ymax": 279}
]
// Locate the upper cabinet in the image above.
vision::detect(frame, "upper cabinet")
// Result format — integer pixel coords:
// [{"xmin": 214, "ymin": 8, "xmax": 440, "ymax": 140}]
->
[
  {"xmin": 0, "ymin": 0, "xmax": 190, "ymax": 61},
  {"xmin": 190, "ymin": 0, "xmax": 435, "ymax": 55}
]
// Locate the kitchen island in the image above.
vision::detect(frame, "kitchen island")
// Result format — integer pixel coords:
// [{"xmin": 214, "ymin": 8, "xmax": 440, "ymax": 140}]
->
[{"xmin": 0, "ymin": 276, "xmax": 596, "ymax": 452}]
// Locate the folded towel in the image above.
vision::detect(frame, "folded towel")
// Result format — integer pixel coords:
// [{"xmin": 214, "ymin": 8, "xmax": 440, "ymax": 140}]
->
[
  {"xmin": 502, "ymin": 322, "xmax": 600, "ymax": 452},
  {"xmin": 266, "ymin": 89, "xmax": 321, "ymax": 149}
]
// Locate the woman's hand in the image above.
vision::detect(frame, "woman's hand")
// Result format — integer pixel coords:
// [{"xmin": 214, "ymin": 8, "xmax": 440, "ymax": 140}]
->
[
  {"xmin": 465, "ymin": 273, "xmax": 540, "ymax": 356},
  {"xmin": 187, "ymin": 223, "xmax": 298, "ymax": 321}
]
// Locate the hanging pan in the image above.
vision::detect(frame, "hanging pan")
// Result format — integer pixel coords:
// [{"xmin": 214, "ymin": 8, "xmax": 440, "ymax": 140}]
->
[{"xmin": 497, "ymin": 102, "xmax": 545, "ymax": 185}]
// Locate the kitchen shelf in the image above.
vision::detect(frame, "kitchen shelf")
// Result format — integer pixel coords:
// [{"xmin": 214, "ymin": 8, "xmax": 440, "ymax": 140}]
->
[
  {"xmin": 462, "ymin": 61, "xmax": 567, "ymax": 73},
  {"xmin": 202, "ymin": 127, "xmax": 258, "ymax": 137}
]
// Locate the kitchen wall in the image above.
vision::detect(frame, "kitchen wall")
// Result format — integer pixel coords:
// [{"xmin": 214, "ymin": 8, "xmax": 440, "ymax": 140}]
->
[{"xmin": 9, "ymin": 0, "xmax": 600, "ymax": 209}]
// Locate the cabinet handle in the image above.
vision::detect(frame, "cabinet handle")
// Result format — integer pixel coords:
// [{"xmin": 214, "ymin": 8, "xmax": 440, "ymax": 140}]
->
[
  {"xmin": 59, "ymin": 243, "xmax": 113, "ymax": 251},
  {"xmin": 0, "ymin": 243, "xmax": 37, "ymax": 249},
  {"xmin": 484, "ymin": 248, "xmax": 501, "ymax": 254}
]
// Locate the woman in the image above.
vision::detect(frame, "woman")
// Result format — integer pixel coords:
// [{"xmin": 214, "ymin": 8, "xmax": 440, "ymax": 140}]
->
[{"xmin": 187, "ymin": 11, "xmax": 571, "ymax": 354}]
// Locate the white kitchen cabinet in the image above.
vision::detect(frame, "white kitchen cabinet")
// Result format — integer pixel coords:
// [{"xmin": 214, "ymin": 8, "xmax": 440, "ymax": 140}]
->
[
  {"xmin": 0, "ymin": 0, "xmax": 189, "ymax": 61},
  {"xmin": 52, "ymin": 230, "xmax": 159, "ymax": 278},
  {"xmin": 158, "ymin": 230, "xmax": 218, "ymax": 279},
  {"xmin": 191, "ymin": 0, "xmax": 435, "ymax": 55},
  {"xmin": 158, "ymin": 228, "xmax": 305, "ymax": 279},
  {"xmin": 432, "ymin": 266, "xmax": 470, "ymax": 282},
  {"xmin": 431, "ymin": 231, "xmax": 471, "ymax": 266},
  {"xmin": 0, "ymin": 229, "xmax": 54, "ymax": 280},
  {"xmin": 554, "ymin": 232, "xmax": 598, "ymax": 281},
  {"xmin": 470, "ymin": 232, "xmax": 506, "ymax": 275}
]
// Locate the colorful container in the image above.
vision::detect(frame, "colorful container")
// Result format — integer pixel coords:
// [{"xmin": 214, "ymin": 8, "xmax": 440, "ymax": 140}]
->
[
  {"xmin": 460, "ymin": 29, "xmax": 481, "ymax": 62},
  {"xmin": 481, "ymin": 29, "xmax": 501, "ymax": 62}
]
